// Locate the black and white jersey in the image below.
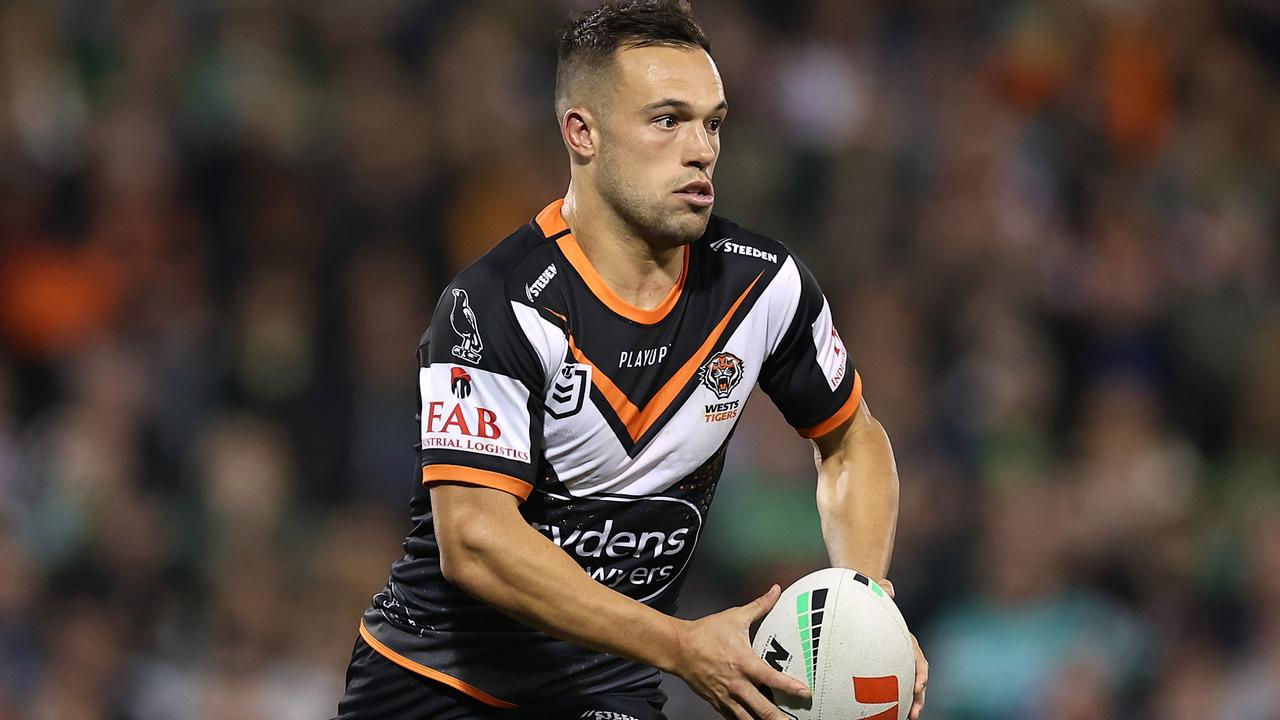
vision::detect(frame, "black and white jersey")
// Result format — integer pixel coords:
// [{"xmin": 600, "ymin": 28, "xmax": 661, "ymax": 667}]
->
[{"xmin": 359, "ymin": 198, "xmax": 863, "ymax": 707}]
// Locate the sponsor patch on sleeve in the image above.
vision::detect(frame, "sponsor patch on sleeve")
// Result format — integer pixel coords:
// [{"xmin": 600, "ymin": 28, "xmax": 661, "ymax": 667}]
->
[
  {"xmin": 810, "ymin": 299, "xmax": 848, "ymax": 392},
  {"xmin": 420, "ymin": 365, "xmax": 532, "ymax": 463}
]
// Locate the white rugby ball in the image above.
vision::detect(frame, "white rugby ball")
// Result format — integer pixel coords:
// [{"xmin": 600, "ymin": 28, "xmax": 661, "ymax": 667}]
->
[{"xmin": 750, "ymin": 568, "xmax": 915, "ymax": 720}]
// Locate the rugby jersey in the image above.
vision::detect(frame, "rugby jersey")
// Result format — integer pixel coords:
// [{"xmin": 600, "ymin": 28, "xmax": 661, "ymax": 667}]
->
[{"xmin": 359, "ymin": 198, "xmax": 863, "ymax": 707}]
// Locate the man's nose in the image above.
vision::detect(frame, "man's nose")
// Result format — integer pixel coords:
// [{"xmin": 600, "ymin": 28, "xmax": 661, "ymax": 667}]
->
[{"xmin": 684, "ymin": 125, "xmax": 716, "ymax": 170}]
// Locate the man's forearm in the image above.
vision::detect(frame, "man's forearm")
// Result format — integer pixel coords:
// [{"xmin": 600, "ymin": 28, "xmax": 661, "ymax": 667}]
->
[
  {"xmin": 813, "ymin": 401, "xmax": 899, "ymax": 579},
  {"xmin": 432, "ymin": 484, "xmax": 685, "ymax": 673}
]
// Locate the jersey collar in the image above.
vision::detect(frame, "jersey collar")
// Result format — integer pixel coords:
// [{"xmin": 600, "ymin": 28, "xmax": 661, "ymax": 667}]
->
[{"xmin": 535, "ymin": 198, "xmax": 689, "ymax": 325}]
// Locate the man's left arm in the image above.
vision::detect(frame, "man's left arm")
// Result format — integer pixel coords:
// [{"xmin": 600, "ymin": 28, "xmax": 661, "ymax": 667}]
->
[
  {"xmin": 812, "ymin": 398, "xmax": 928, "ymax": 720},
  {"xmin": 753, "ymin": 251, "xmax": 927, "ymax": 717},
  {"xmin": 811, "ymin": 397, "xmax": 897, "ymax": 578}
]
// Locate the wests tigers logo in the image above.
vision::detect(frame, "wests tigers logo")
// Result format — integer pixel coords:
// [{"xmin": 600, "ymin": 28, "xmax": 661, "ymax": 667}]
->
[{"xmin": 699, "ymin": 351, "xmax": 745, "ymax": 400}]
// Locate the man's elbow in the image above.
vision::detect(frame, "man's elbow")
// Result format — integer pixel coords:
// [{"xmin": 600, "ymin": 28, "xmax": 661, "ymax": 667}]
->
[
  {"xmin": 436, "ymin": 535, "xmax": 472, "ymax": 588},
  {"xmin": 433, "ymin": 506, "xmax": 496, "ymax": 591},
  {"xmin": 441, "ymin": 527, "xmax": 506, "ymax": 596}
]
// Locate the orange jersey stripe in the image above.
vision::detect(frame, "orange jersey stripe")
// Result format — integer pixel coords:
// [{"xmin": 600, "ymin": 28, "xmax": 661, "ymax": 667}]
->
[
  {"xmin": 568, "ymin": 272, "xmax": 763, "ymax": 442},
  {"xmin": 422, "ymin": 465, "xmax": 534, "ymax": 500},
  {"xmin": 359, "ymin": 621, "xmax": 518, "ymax": 708},
  {"xmin": 535, "ymin": 199, "xmax": 569, "ymax": 236},
  {"xmin": 797, "ymin": 371, "xmax": 863, "ymax": 439},
  {"xmin": 556, "ymin": 233, "xmax": 688, "ymax": 325},
  {"xmin": 629, "ymin": 272, "xmax": 761, "ymax": 439},
  {"xmin": 537, "ymin": 198, "xmax": 688, "ymax": 325},
  {"xmin": 566, "ymin": 334, "xmax": 643, "ymax": 427}
]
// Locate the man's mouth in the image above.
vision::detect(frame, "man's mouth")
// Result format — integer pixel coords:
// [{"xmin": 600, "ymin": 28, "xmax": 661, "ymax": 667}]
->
[{"xmin": 674, "ymin": 179, "xmax": 714, "ymax": 208}]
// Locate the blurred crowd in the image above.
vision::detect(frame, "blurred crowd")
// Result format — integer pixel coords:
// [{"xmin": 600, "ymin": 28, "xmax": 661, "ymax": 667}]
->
[{"xmin": 1, "ymin": 0, "xmax": 1278, "ymax": 718}]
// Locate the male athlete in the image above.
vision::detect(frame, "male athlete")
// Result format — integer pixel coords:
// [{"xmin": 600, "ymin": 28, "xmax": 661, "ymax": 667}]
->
[{"xmin": 336, "ymin": 1, "xmax": 927, "ymax": 718}]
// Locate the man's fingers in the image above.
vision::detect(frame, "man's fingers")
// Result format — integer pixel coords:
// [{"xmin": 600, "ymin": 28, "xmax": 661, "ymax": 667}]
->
[
  {"xmin": 879, "ymin": 577, "xmax": 895, "ymax": 598},
  {"xmin": 913, "ymin": 633, "xmax": 929, "ymax": 687},
  {"xmin": 910, "ymin": 686, "xmax": 926, "ymax": 719},
  {"xmin": 911, "ymin": 686, "xmax": 931, "ymax": 712},
  {"xmin": 743, "ymin": 656, "xmax": 812, "ymax": 701},
  {"xmin": 717, "ymin": 699, "xmax": 752, "ymax": 720},
  {"xmin": 911, "ymin": 632, "xmax": 928, "ymax": 719},
  {"xmin": 745, "ymin": 584, "xmax": 782, "ymax": 623},
  {"xmin": 733, "ymin": 681, "xmax": 793, "ymax": 720}
]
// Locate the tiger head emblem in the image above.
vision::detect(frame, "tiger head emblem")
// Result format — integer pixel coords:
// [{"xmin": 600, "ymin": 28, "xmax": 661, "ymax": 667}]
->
[{"xmin": 700, "ymin": 351, "xmax": 745, "ymax": 400}]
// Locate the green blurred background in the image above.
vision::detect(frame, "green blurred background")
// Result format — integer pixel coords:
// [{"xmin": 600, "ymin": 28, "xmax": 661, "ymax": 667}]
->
[{"xmin": 1, "ymin": 0, "xmax": 1278, "ymax": 718}]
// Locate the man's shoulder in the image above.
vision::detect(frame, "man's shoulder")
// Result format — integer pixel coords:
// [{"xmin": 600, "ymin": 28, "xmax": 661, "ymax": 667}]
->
[
  {"xmin": 447, "ymin": 217, "xmax": 559, "ymax": 303},
  {"xmin": 423, "ymin": 218, "xmax": 553, "ymax": 373}
]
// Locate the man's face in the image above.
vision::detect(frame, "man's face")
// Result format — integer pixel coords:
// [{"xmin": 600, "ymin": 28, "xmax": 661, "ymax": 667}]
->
[{"xmin": 593, "ymin": 44, "xmax": 726, "ymax": 247}]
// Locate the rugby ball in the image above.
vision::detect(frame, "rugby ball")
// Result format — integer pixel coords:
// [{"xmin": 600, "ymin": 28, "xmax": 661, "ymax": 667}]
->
[{"xmin": 750, "ymin": 568, "xmax": 914, "ymax": 720}]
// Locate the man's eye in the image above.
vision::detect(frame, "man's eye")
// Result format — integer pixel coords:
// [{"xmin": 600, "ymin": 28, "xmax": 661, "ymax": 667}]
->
[
  {"xmin": 656, "ymin": 116, "xmax": 678, "ymax": 129},
  {"xmin": 708, "ymin": 117, "xmax": 722, "ymax": 132}
]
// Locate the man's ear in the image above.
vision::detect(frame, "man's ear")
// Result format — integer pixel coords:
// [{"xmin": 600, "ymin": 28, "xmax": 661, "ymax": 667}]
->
[{"xmin": 562, "ymin": 107, "xmax": 599, "ymax": 163}]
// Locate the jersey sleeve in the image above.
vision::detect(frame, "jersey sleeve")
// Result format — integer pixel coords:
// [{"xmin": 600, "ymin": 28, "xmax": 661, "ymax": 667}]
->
[
  {"xmin": 758, "ymin": 256, "xmax": 863, "ymax": 439},
  {"xmin": 417, "ymin": 279, "xmax": 545, "ymax": 501}
]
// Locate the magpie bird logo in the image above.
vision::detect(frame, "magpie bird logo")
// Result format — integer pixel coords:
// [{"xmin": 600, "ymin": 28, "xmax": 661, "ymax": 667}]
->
[{"xmin": 449, "ymin": 289, "xmax": 484, "ymax": 363}]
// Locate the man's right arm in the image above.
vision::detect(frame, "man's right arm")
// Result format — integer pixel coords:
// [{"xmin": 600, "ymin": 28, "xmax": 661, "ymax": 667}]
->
[{"xmin": 430, "ymin": 482, "xmax": 812, "ymax": 720}]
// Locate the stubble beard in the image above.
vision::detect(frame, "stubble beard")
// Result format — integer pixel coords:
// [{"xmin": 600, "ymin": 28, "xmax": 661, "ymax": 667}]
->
[{"xmin": 595, "ymin": 149, "xmax": 709, "ymax": 249}]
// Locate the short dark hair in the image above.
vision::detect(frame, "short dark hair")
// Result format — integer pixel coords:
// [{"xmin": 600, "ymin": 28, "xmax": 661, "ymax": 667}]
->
[{"xmin": 555, "ymin": 0, "xmax": 711, "ymax": 119}]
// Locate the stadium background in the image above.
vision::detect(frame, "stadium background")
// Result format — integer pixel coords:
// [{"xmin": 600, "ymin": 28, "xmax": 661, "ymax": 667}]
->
[{"xmin": 1, "ymin": 0, "xmax": 1278, "ymax": 717}]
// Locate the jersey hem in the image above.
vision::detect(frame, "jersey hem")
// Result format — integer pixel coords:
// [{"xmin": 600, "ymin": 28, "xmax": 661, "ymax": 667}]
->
[
  {"xmin": 797, "ymin": 371, "xmax": 863, "ymax": 439},
  {"xmin": 422, "ymin": 465, "xmax": 534, "ymax": 500},
  {"xmin": 358, "ymin": 620, "xmax": 519, "ymax": 709}
]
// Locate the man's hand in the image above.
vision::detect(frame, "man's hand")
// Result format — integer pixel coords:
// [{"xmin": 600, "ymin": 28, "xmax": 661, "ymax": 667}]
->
[
  {"xmin": 671, "ymin": 585, "xmax": 813, "ymax": 720},
  {"xmin": 879, "ymin": 579, "xmax": 928, "ymax": 720}
]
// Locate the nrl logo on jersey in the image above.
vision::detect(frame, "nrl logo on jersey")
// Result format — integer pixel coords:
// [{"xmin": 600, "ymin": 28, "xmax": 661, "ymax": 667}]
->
[
  {"xmin": 547, "ymin": 363, "xmax": 591, "ymax": 419},
  {"xmin": 699, "ymin": 351, "xmax": 745, "ymax": 400},
  {"xmin": 525, "ymin": 263, "xmax": 558, "ymax": 302},
  {"xmin": 449, "ymin": 288, "xmax": 484, "ymax": 363}
]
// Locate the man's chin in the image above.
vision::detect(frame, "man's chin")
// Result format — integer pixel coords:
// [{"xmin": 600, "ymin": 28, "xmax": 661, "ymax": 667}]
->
[
  {"xmin": 616, "ymin": 197, "xmax": 712, "ymax": 247},
  {"xmin": 671, "ymin": 213, "xmax": 712, "ymax": 245}
]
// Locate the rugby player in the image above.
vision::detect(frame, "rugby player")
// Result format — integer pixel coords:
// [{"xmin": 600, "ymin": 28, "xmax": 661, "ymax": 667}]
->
[{"xmin": 336, "ymin": 1, "xmax": 927, "ymax": 718}]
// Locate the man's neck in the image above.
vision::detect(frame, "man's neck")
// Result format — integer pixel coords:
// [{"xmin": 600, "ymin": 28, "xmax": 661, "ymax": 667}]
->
[{"xmin": 562, "ymin": 183, "xmax": 687, "ymax": 312}]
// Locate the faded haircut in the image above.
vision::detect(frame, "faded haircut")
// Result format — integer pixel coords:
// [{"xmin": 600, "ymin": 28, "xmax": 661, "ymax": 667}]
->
[{"xmin": 554, "ymin": 0, "xmax": 711, "ymax": 121}]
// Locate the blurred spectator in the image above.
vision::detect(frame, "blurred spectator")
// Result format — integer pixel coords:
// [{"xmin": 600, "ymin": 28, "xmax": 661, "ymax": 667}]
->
[
  {"xmin": 925, "ymin": 482, "xmax": 1150, "ymax": 719},
  {"xmin": 0, "ymin": 0, "xmax": 1276, "ymax": 718}
]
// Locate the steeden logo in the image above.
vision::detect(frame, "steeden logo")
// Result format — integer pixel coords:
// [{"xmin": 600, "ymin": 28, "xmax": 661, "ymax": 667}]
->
[
  {"xmin": 710, "ymin": 237, "xmax": 779, "ymax": 263},
  {"xmin": 526, "ymin": 263, "xmax": 557, "ymax": 302}
]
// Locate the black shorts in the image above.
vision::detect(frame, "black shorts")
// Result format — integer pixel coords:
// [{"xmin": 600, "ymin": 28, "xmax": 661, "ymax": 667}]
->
[{"xmin": 334, "ymin": 635, "xmax": 668, "ymax": 720}]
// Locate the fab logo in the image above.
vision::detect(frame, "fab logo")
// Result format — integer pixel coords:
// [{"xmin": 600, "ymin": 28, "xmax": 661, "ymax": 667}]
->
[
  {"xmin": 420, "ymin": 365, "xmax": 532, "ymax": 463},
  {"xmin": 424, "ymin": 402, "xmax": 501, "ymax": 440}
]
